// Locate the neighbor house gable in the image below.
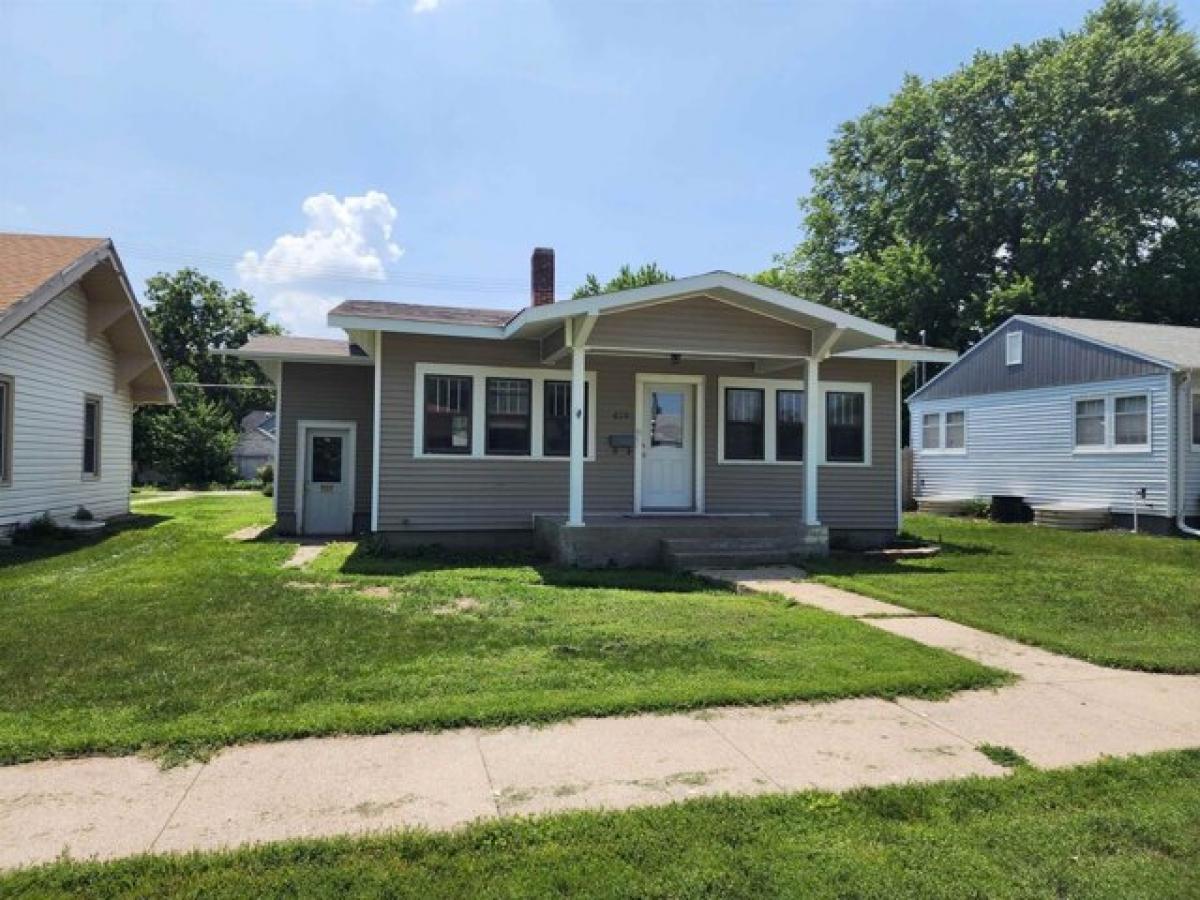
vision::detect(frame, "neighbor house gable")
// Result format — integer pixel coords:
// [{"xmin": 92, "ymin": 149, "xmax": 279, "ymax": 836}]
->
[{"xmin": 910, "ymin": 317, "xmax": 1168, "ymax": 404}]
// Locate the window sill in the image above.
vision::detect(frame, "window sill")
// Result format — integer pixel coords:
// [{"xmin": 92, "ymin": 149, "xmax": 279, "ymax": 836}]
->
[
  {"xmin": 717, "ymin": 459, "xmax": 805, "ymax": 466},
  {"xmin": 1072, "ymin": 446, "xmax": 1151, "ymax": 456},
  {"xmin": 919, "ymin": 449, "xmax": 967, "ymax": 456},
  {"xmin": 81, "ymin": 474, "xmax": 100, "ymax": 482},
  {"xmin": 414, "ymin": 453, "xmax": 597, "ymax": 463},
  {"xmin": 822, "ymin": 459, "xmax": 871, "ymax": 467}
]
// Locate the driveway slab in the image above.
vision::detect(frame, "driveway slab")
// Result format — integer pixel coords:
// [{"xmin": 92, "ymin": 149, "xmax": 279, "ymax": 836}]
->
[
  {"xmin": 155, "ymin": 731, "xmax": 495, "ymax": 854},
  {"xmin": 707, "ymin": 698, "xmax": 1003, "ymax": 791}
]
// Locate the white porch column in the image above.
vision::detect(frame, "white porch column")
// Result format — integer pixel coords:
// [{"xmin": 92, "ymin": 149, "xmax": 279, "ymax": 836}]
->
[
  {"xmin": 568, "ymin": 342, "xmax": 586, "ymax": 527},
  {"xmin": 803, "ymin": 355, "xmax": 822, "ymax": 526}
]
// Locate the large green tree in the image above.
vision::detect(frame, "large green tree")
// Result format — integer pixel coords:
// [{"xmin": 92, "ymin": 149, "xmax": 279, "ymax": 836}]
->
[
  {"xmin": 780, "ymin": 0, "xmax": 1200, "ymax": 349},
  {"xmin": 572, "ymin": 263, "xmax": 674, "ymax": 299},
  {"xmin": 134, "ymin": 269, "xmax": 278, "ymax": 483}
]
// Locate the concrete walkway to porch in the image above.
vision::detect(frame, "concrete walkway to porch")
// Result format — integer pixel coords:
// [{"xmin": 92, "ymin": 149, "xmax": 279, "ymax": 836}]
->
[{"xmin": 3, "ymin": 572, "xmax": 1197, "ymax": 872}]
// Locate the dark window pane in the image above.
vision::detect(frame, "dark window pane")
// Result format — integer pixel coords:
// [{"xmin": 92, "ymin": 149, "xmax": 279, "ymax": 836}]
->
[
  {"xmin": 724, "ymin": 387, "xmax": 764, "ymax": 460},
  {"xmin": 486, "ymin": 377, "xmax": 531, "ymax": 456},
  {"xmin": 82, "ymin": 399, "xmax": 99, "ymax": 475},
  {"xmin": 424, "ymin": 375, "xmax": 472, "ymax": 454},
  {"xmin": 544, "ymin": 381, "xmax": 588, "ymax": 457},
  {"xmin": 826, "ymin": 391, "xmax": 865, "ymax": 463},
  {"xmin": 776, "ymin": 389, "xmax": 805, "ymax": 461},
  {"xmin": 310, "ymin": 435, "xmax": 343, "ymax": 482}
]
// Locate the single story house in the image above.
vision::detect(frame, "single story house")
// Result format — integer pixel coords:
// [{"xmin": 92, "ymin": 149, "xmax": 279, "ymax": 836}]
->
[
  {"xmin": 233, "ymin": 410, "xmax": 276, "ymax": 480},
  {"xmin": 908, "ymin": 315, "xmax": 1200, "ymax": 535},
  {"xmin": 227, "ymin": 249, "xmax": 953, "ymax": 566},
  {"xmin": 0, "ymin": 233, "xmax": 174, "ymax": 531}
]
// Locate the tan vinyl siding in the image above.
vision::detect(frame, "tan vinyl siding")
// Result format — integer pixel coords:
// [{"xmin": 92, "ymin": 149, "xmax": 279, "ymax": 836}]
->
[
  {"xmin": 587, "ymin": 296, "xmax": 812, "ymax": 357},
  {"xmin": 0, "ymin": 285, "xmax": 133, "ymax": 526},
  {"xmin": 277, "ymin": 362, "xmax": 373, "ymax": 528},
  {"xmin": 377, "ymin": 333, "xmax": 897, "ymax": 532}
]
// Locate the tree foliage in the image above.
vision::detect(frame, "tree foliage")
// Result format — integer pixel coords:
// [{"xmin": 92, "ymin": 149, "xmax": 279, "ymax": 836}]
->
[
  {"xmin": 572, "ymin": 263, "xmax": 674, "ymax": 299},
  {"xmin": 134, "ymin": 269, "xmax": 278, "ymax": 484},
  {"xmin": 780, "ymin": 0, "xmax": 1200, "ymax": 349}
]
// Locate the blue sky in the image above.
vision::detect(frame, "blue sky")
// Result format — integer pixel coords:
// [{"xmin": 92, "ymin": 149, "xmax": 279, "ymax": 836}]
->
[{"xmin": 4, "ymin": 0, "xmax": 1197, "ymax": 336}]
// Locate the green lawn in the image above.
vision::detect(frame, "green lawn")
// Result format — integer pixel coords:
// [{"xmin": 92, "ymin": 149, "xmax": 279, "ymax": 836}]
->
[
  {"xmin": 811, "ymin": 514, "xmax": 1200, "ymax": 673},
  {"xmin": 0, "ymin": 496, "xmax": 1000, "ymax": 765},
  {"xmin": 7, "ymin": 750, "xmax": 1196, "ymax": 898}
]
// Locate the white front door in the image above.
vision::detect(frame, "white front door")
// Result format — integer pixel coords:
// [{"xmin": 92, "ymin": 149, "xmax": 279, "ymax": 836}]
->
[
  {"xmin": 302, "ymin": 427, "xmax": 352, "ymax": 534},
  {"xmin": 641, "ymin": 382, "xmax": 695, "ymax": 510}
]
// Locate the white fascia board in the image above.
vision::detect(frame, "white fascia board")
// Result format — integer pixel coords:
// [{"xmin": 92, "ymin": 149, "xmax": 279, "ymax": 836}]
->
[
  {"xmin": 836, "ymin": 347, "xmax": 958, "ymax": 363},
  {"xmin": 326, "ymin": 313, "xmax": 506, "ymax": 339},
  {"xmin": 504, "ymin": 272, "xmax": 896, "ymax": 343}
]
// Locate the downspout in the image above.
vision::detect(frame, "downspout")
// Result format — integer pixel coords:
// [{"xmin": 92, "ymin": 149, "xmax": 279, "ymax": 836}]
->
[{"xmin": 1177, "ymin": 371, "xmax": 1200, "ymax": 538}]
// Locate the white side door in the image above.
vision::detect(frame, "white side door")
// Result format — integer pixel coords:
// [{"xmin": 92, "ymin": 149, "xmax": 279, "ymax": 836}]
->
[
  {"xmin": 641, "ymin": 383, "xmax": 694, "ymax": 510},
  {"xmin": 302, "ymin": 427, "xmax": 352, "ymax": 535}
]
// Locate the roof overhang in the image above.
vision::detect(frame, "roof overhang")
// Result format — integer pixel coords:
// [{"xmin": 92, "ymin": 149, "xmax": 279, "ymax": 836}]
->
[
  {"xmin": 835, "ymin": 346, "xmax": 958, "ymax": 363},
  {"xmin": 326, "ymin": 272, "xmax": 897, "ymax": 356},
  {"xmin": 0, "ymin": 241, "xmax": 175, "ymax": 405}
]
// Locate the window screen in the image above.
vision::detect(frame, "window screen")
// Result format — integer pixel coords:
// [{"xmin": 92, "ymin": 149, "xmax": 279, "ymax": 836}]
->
[
  {"xmin": 485, "ymin": 378, "xmax": 532, "ymax": 456},
  {"xmin": 724, "ymin": 388, "xmax": 764, "ymax": 460},
  {"xmin": 82, "ymin": 397, "xmax": 100, "ymax": 476},
  {"xmin": 544, "ymin": 381, "xmax": 588, "ymax": 457},
  {"xmin": 826, "ymin": 391, "xmax": 865, "ymax": 463},
  {"xmin": 424, "ymin": 375, "xmax": 472, "ymax": 454},
  {"xmin": 776, "ymin": 390, "xmax": 805, "ymax": 461},
  {"xmin": 1074, "ymin": 399, "xmax": 1106, "ymax": 448}
]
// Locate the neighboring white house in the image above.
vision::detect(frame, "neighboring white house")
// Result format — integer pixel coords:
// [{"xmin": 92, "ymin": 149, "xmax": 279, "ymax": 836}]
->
[
  {"xmin": 908, "ymin": 315, "xmax": 1200, "ymax": 535},
  {"xmin": 0, "ymin": 233, "xmax": 174, "ymax": 530}
]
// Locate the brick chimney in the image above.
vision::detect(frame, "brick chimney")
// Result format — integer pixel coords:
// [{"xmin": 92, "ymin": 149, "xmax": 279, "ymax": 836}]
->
[{"xmin": 531, "ymin": 247, "xmax": 555, "ymax": 306}]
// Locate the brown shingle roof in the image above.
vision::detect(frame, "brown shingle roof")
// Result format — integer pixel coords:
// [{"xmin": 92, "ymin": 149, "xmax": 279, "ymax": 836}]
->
[
  {"xmin": 237, "ymin": 334, "xmax": 369, "ymax": 358},
  {"xmin": 330, "ymin": 299, "xmax": 516, "ymax": 327},
  {"xmin": 0, "ymin": 233, "xmax": 109, "ymax": 315}
]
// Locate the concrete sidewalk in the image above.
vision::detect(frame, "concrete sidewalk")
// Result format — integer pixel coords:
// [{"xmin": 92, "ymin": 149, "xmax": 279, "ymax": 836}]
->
[{"xmin": 2, "ymin": 571, "xmax": 1197, "ymax": 870}]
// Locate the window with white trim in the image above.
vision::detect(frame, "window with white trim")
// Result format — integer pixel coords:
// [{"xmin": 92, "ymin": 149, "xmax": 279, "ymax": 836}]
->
[
  {"xmin": 423, "ymin": 374, "xmax": 473, "ymax": 455},
  {"xmin": 921, "ymin": 413, "xmax": 941, "ymax": 450},
  {"xmin": 0, "ymin": 375, "xmax": 11, "ymax": 486},
  {"xmin": 944, "ymin": 411, "xmax": 966, "ymax": 450},
  {"xmin": 826, "ymin": 391, "xmax": 866, "ymax": 463},
  {"xmin": 82, "ymin": 396, "xmax": 101, "ymax": 478},
  {"xmin": 1073, "ymin": 393, "xmax": 1150, "ymax": 452},
  {"xmin": 1113, "ymin": 395, "xmax": 1148, "ymax": 447},
  {"xmin": 724, "ymin": 387, "xmax": 765, "ymax": 460},
  {"xmin": 1006, "ymin": 331, "xmax": 1023, "ymax": 366},
  {"xmin": 776, "ymin": 390, "xmax": 805, "ymax": 461},
  {"xmin": 414, "ymin": 364, "xmax": 596, "ymax": 460},
  {"xmin": 485, "ymin": 377, "xmax": 532, "ymax": 456},
  {"xmin": 543, "ymin": 380, "xmax": 589, "ymax": 457}
]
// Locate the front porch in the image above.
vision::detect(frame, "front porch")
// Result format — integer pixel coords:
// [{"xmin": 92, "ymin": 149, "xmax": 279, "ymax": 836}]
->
[{"xmin": 534, "ymin": 514, "xmax": 829, "ymax": 569}]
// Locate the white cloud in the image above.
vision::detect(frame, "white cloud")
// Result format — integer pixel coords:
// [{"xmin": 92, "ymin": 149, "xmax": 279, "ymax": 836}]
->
[
  {"xmin": 238, "ymin": 190, "xmax": 402, "ymax": 285},
  {"xmin": 238, "ymin": 190, "xmax": 403, "ymax": 336},
  {"xmin": 412, "ymin": 0, "xmax": 440, "ymax": 12}
]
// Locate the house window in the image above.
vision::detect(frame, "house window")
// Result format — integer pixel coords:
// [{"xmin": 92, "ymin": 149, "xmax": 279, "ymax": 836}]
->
[
  {"xmin": 82, "ymin": 396, "xmax": 101, "ymax": 478},
  {"xmin": 944, "ymin": 411, "xmax": 966, "ymax": 450},
  {"xmin": 1113, "ymin": 395, "xmax": 1149, "ymax": 448},
  {"xmin": 0, "ymin": 375, "xmax": 11, "ymax": 486},
  {"xmin": 485, "ymin": 377, "xmax": 532, "ymax": 456},
  {"xmin": 724, "ymin": 388, "xmax": 765, "ymax": 460},
  {"xmin": 415, "ymin": 364, "xmax": 596, "ymax": 460},
  {"xmin": 1074, "ymin": 398, "xmax": 1107, "ymax": 448},
  {"xmin": 1006, "ymin": 331, "xmax": 1023, "ymax": 366},
  {"xmin": 423, "ymin": 374, "xmax": 473, "ymax": 454},
  {"xmin": 922, "ymin": 413, "xmax": 941, "ymax": 450},
  {"xmin": 543, "ymin": 381, "xmax": 589, "ymax": 457},
  {"xmin": 826, "ymin": 391, "xmax": 865, "ymax": 463},
  {"xmin": 776, "ymin": 390, "xmax": 805, "ymax": 461}
]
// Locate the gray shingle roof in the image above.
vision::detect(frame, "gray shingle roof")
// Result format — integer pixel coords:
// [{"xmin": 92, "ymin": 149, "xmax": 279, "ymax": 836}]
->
[
  {"xmin": 330, "ymin": 300, "xmax": 516, "ymax": 327},
  {"xmin": 1023, "ymin": 316, "xmax": 1200, "ymax": 370},
  {"xmin": 237, "ymin": 335, "xmax": 368, "ymax": 358}
]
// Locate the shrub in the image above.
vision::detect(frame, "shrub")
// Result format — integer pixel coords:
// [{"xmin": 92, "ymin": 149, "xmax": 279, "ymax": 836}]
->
[
  {"xmin": 256, "ymin": 462, "xmax": 274, "ymax": 485},
  {"xmin": 963, "ymin": 497, "xmax": 991, "ymax": 519},
  {"xmin": 262, "ymin": 482, "xmax": 274, "ymax": 498},
  {"xmin": 72, "ymin": 506, "xmax": 94, "ymax": 521}
]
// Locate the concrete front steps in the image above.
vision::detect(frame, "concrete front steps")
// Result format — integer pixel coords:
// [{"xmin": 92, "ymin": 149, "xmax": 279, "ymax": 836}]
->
[{"xmin": 662, "ymin": 535, "xmax": 808, "ymax": 569}]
